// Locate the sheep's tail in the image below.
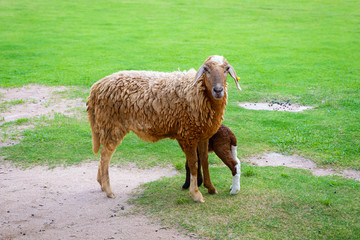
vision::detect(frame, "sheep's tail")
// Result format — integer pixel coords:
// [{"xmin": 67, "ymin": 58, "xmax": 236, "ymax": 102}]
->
[{"xmin": 87, "ymin": 106, "xmax": 101, "ymax": 155}]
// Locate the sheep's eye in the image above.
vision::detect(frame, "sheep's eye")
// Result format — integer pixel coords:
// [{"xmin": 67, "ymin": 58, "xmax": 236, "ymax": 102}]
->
[
  {"xmin": 203, "ymin": 67, "xmax": 209, "ymax": 73},
  {"xmin": 225, "ymin": 66, "xmax": 230, "ymax": 72}
]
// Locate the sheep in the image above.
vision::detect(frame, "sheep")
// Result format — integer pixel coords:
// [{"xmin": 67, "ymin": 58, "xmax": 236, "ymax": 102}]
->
[
  {"xmin": 86, "ymin": 55, "xmax": 241, "ymax": 203},
  {"xmin": 182, "ymin": 124, "xmax": 241, "ymax": 194}
]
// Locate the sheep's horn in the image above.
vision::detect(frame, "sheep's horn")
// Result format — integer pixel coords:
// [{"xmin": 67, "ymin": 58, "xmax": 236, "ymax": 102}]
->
[
  {"xmin": 227, "ymin": 65, "xmax": 242, "ymax": 91},
  {"xmin": 191, "ymin": 65, "xmax": 206, "ymax": 87}
]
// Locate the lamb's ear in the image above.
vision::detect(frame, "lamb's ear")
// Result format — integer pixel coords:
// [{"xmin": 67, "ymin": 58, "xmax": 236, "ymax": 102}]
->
[
  {"xmin": 227, "ymin": 64, "xmax": 242, "ymax": 91},
  {"xmin": 191, "ymin": 65, "xmax": 206, "ymax": 87}
]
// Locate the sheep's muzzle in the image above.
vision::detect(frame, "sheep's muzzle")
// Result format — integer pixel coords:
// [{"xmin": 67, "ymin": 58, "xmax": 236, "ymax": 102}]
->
[{"xmin": 212, "ymin": 85, "xmax": 224, "ymax": 99}]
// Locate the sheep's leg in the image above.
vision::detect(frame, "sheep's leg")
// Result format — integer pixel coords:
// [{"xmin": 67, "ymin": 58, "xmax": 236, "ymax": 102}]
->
[
  {"xmin": 179, "ymin": 142, "xmax": 204, "ymax": 203},
  {"xmin": 213, "ymin": 145, "xmax": 241, "ymax": 194},
  {"xmin": 182, "ymin": 157, "xmax": 202, "ymax": 189},
  {"xmin": 198, "ymin": 140, "xmax": 217, "ymax": 194},
  {"xmin": 97, "ymin": 144, "xmax": 116, "ymax": 198}
]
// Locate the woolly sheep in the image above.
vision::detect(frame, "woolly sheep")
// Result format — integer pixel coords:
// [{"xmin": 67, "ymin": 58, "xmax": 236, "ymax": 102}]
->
[
  {"xmin": 182, "ymin": 124, "xmax": 241, "ymax": 194},
  {"xmin": 86, "ymin": 55, "xmax": 241, "ymax": 203}
]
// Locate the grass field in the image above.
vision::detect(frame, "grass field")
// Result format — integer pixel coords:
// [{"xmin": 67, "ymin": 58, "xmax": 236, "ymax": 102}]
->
[{"xmin": 1, "ymin": 0, "xmax": 359, "ymax": 239}]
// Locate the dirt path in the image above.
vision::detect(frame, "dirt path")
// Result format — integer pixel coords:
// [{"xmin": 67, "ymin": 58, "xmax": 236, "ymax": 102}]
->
[
  {"xmin": 238, "ymin": 101, "xmax": 313, "ymax": 112},
  {"xmin": 245, "ymin": 152, "xmax": 360, "ymax": 181},
  {"xmin": 0, "ymin": 162, "xmax": 196, "ymax": 240},
  {"xmin": 0, "ymin": 85, "xmax": 85, "ymax": 125}
]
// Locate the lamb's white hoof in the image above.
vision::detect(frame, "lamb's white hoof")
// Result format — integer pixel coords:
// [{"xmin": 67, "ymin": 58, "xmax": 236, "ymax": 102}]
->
[{"xmin": 230, "ymin": 186, "xmax": 240, "ymax": 195}]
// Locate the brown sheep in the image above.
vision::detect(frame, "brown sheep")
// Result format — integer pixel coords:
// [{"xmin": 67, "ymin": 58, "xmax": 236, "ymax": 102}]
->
[
  {"xmin": 182, "ymin": 124, "xmax": 241, "ymax": 194},
  {"xmin": 86, "ymin": 55, "xmax": 241, "ymax": 202}
]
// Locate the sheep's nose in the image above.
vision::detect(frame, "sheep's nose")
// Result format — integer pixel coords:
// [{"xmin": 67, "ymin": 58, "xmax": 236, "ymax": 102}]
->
[{"xmin": 213, "ymin": 86, "xmax": 224, "ymax": 93}]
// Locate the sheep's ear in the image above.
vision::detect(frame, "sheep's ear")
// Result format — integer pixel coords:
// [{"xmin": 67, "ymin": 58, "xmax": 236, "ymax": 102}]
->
[
  {"xmin": 227, "ymin": 65, "xmax": 242, "ymax": 91},
  {"xmin": 191, "ymin": 65, "xmax": 206, "ymax": 87}
]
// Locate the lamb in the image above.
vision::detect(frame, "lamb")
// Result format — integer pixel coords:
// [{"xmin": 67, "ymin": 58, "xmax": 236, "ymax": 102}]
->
[
  {"xmin": 182, "ymin": 124, "xmax": 241, "ymax": 194},
  {"xmin": 86, "ymin": 55, "xmax": 241, "ymax": 203}
]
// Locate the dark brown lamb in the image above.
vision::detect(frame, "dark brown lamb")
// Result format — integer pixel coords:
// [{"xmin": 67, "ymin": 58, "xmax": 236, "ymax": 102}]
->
[{"xmin": 182, "ymin": 124, "xmax": 241, "ymax": 194}]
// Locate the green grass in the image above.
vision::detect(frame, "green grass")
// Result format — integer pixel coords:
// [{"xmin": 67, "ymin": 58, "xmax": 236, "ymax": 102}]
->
[
  {"xmin": 1, "ymin": 0, "xmax": 359, "ymax": 238},
  {"xmin": 2, "ymin": 0, "xmax": 359, "ymax": 169},
  {"xmin": 1, "ymin": 114, "xmax": 95, "ymax": 167},
  {"xmin": 0, "ymin": 114, "xmax": 187, "ymax": 168},
  {"xmin": 132, "ymin": 165, "xmax": 360, "ymax": 239}
]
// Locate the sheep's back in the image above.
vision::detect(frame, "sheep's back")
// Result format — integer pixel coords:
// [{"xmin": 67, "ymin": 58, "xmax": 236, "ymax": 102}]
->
[{"xmin": 87, "ymin": 69, "xmax": 213, "ymax": 143}]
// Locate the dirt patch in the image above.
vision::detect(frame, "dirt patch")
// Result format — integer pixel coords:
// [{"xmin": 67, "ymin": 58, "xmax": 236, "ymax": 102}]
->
[
  {"xmin": 246, "ymin": 152, "xmax": 360, "ymax": 181},
  {"xmin": 238, "ymin": 102, "xmax": 313, "ymax": 112},
  {"xmin": 0, "ymin": 162, "xmax": 198, "ymax": 240},
  {"xmin": 0, "ymin": 85, "xmax": 87, "ymax": 148},
  {"xmin": 0, "ymin": 85, "xmax": 86, "ymax": 124}
]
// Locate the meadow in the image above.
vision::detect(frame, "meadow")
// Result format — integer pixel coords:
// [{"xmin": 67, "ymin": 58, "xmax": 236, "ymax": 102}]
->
[{"xmin": 1, "ymin": 0, "xmax": 359, "ymax": 239}]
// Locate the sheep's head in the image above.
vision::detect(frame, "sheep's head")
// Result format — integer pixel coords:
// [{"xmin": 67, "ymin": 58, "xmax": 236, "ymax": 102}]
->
[{"xmin": 192, "ymin": 55, "xmax": 241, "ymax": 100}]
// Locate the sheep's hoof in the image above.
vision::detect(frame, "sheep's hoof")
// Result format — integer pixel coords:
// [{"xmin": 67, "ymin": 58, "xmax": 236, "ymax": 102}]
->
[
  {"xmin": 195, "ymin": 198, "xmax": 205, "ymax": 203},
  {"xmin": 193, "ymin": 195, "xmax": 205, "ymax": 203},
  {"xmin": 208, "ymin": 187, "xmax": 218, "ymax": 195},
  {"xmin": 191, "ymin": 190, "xmax": 205, "ymax": 203},
  {"xmin": 106, "ymin": 192, "xmax": 116, "ymax": 199}
]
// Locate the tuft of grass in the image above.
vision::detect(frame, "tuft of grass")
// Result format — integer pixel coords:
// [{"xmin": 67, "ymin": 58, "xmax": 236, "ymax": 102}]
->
[
  {"xmin": 242, "ymin": 164, "xmax": 255, "ymax": 177},
  {"xmin": 14, "ymin": 118, "xmax": 29, "ymax": 125},
  {"xmin": 280, "ymin": 173, "xmax": 290, "ymax": 178},
  {"xmin": 320, "ymin": 196, "xmax": 331, "ymax": 207},
  {"xmin": 176, "ymin": 197, "xmax": 190, "ymax": 205},
  {"xmin": 175, "ymin": 162, "xmax": 184, "ymax": 171}
]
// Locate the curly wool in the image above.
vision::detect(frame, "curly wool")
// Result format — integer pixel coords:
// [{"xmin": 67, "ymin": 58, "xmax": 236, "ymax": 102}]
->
[{"xmin": 86, "ymin": 69, "xmax": 227, "ymax": 152}]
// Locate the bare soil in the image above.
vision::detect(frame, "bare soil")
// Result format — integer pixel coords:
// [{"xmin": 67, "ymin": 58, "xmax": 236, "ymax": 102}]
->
[
  {"xmin": 245, "ymin": 152, "xmax": 360, "ymax": 181},
  {"xmin": 238, "ymin": 102, "xmax": 313, "ymax": 112},
  {"xmin": 0, "ymin": 85, "xmax": 85, "ymax": 124},
  {"xmin": 0, "ymin": 162, "xmax": 197, "ymax": 240}
]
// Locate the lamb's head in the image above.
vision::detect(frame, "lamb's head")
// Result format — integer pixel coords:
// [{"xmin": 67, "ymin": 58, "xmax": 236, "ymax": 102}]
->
[{"xmin": 192, "ymin": 55, "xmax": 242, "ymax": 100}]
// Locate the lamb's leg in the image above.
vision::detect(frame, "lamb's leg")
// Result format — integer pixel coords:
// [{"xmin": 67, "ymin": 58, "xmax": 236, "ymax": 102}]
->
[
  {"xmin": 213, "ymin": 144, "xmax": 241, "ymax": 194},
  {"xmin": 182, "ymin": 157, "xmax": 202, "ymax": 189},
  {"xmin": 182, "ymin": 160, "xmax": 191, "ymax": 189},
  {"xmin": 97, "ymin": 144, "xmax": 116, "ymax": 198},
  {"xmin": 180, "ymin": 142, "xmax": 204, "ymax": 203},
  {"xmin": 229, "ymin": 145, "xmax": 241, "ymax": 194},
  {"xmin": 198, "ymin": 140, "xmax": 217, "ymax": 194},
  {"xmin": 196, "ymin": 151, "xmax": 203, "ymax": 186}
]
